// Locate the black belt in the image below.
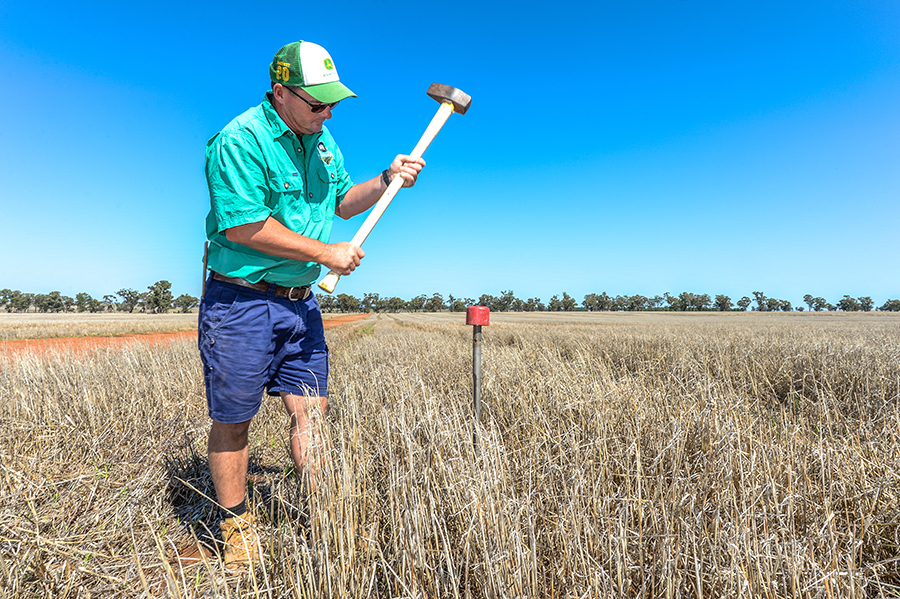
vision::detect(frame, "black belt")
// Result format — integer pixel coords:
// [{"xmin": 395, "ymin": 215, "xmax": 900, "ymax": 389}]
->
[{"xmin": 211, "ymin": 272, "xmax": 311, "ymax": 301}]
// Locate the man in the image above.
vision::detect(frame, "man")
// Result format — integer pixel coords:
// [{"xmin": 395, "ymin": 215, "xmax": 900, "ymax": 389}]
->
[{"xmin": 200, "ymin": 40, "xmax": 424, "ymax": 566}]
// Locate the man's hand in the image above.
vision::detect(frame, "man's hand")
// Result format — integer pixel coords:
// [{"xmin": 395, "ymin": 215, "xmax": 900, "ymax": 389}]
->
[
  {"xmin": 337, "ymin": 155, "xmax": 427, "ymax": 220},
  {"xmin": 386, "ymin": 154, "xmax": 426, "ymax": 188},
  {"xmin": 322, "ymin": 242, "xmax": 364, "ymax": 275},
  {"xmin": 225, "ymin": 218, "xmax": 364, "ymax": 274}
]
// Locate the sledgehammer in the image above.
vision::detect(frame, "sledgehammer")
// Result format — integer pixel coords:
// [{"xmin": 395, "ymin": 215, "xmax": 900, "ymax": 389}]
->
[{"xmin": 317, "ymin": 83, "xmax": 472, "ymax": 293}]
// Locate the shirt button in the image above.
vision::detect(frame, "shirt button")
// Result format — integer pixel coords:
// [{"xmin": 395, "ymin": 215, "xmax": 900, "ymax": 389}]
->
[
  {"xmin": 284, "ymin": 182, "xmax": 290, "ymax": 189},
  {"xmin": 296, "ymin": 147, "xmax": 302, "ymax": 153},
  {"xmin": 331, "ymin": 173, "xmax": 335, "ymax": 179},
  {"xmin": 309, "ymin": 193, "xmax": 313, "ymax": 198}
]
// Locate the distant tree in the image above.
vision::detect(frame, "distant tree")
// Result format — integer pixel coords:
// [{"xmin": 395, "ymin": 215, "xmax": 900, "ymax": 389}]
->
[
  {"xmin": 406, "ymin": 294, "xmax": 427, "ymax": 312},
  {"xmin": 117, "ymin": 288, "xmax": 142, "ymax": 313},
  {"xmin": 477, "ymin": 294, "xmax": 497, "ymax": 311},
  {"xmin": 560, "ymin": 292, "xmax": 577, "ymax": 311},
  {"xmin": 548, "ymin": 294, "xmax": 561, "ymax": 311},
  {"xmin": 778, "ymin": 299, "xmax": 792, "ymax": 312},
  {"xmin": 766, "ymin": 298, "xmax": 781, "ymax": 312},
  {"xmin": 7, "ymin": 291, "xmax": 32, "ymax": 313},
  {"xmin": 796, "ymin": 306, "xmax": 805, "ymax": 312},
  {"xmin": 622, "ymin": 294, "xmax": 648, "ymax": 311},
  {"xmin": 361, "ymin": 293, "xmax": 380, "ymax": 313},
  {"xmin": 714, "ymin": 294, "xmax": 733, "ymax": 311},
  {"xmin": 318, "ymin": 294, "xmax": 336, "ymax": 312},
  {"xmin": 523, "ymin": 297, "xmax": 544, "ymax": 311},
  {"xmin": 595, "ymin": 292, "xmax": 614, "ymax": 311},
  {"xmin": 752, "ymin": 291, "xmax": 768, "ymax": 312},
  {"xmin": 812, "ymin": 297, "xmax": 828, "ymax": 312},
  {"xmin": 694, "ymin": 294, "xmax": 712, "ymax": 311},
  {"xmin": 424, "ymin": 293, "xmax": 445, "ymax": 312},
  {"xmin": 341, "ymin": 293, "xmax": 363, "ymax": 313},
  {"xmin": 880, "ymin": 299, "xmax": 900, "ymax": 312},
  {"xmin": 583, "ymin": 293, "xmax": 599, "ymax": 311},
  {"xmin": 676, "ymin": 292, "xmax": 696, "ymax": 311},
  {"xmin": 491, "ymin": 290, "xmax": 515, "ymax": 312},
  {"xmin": 737, "ymin": 296, "xmax": 752, "ymax": 311},
  {"xmin": 75, "ymin": 292, "xmax": 94, "ymax": 313},
  {"xmin": 447, "ymin": 295, "xmax": 467, "ymax": 312},
  {"xmin": 381, "ymin": 297, "xmax": 406, "ymax": 312},
  {"xmin": 858, "ymin": 297, "xmax": 874, "ymax": 312},
  {"xmin": 102, "ymin": 294, "xmax": 117, "ymax": 311},
  {"xmin": 664, "ymin": 292, "xmax": 680, "ymax": 311},
  {"xmin": 335, "ymin": 293, "xmax": 360, "ymax": 313},
  {"xmin": 146, "ymin": 281, "xmax": 173, "ymax": 313},
  {"xmin": 32, "ymin": 294, "xmax": 50, "ymax": 313},
  {"xmin": 649, "ymin": 295, "xmax": 664, "ymax": 310},
  {"xmin": 803, "ymin": 294, "xmax": 815, "ymax": 311},
  {"xmin": 837, "ymin": 295, "xmax": 860, "ymax": 312},
  {"xmin": 667, "ymin": 292, "xmax": 701, "ymax": 311},
  {"xmin": 173, "ymin": 294, "xmax": 199, "ymax": 313},
  {"xmin": 45, "ymin": 293, "xmax": 67, "ymax": 312},
  {"xmin": 661, "ymin": 292, "xmax": 672, "ymax": 310}
]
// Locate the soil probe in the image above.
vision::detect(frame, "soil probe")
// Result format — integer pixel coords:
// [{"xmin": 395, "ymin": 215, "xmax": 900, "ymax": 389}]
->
[{"xmin": 467, "ymin": 306, "xmax": 489, "ymax": 455}]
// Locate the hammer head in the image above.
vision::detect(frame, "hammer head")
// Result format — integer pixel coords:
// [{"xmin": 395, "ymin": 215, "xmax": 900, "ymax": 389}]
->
[{"xmin": 427, "ymin": 83, "xmax": 472, "ymax": 115}]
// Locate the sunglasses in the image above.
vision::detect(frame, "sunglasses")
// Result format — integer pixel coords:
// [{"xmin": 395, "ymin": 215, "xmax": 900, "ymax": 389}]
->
[{"xmin": 283, "ymin": 85, "xmax": 339, "ymax": 113}]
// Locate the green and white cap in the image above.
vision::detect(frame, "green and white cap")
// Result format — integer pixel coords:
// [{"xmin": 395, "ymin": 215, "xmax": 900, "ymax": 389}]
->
[{"xmin": 270, "ymin": 41, "xmax": 356, "ymax": 103}]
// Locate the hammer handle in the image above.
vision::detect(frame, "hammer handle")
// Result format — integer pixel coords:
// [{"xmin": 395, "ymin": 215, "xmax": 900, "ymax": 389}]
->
[{"xmin": 318, "ymin": 102, "xmax": 455, "ymax": 293}]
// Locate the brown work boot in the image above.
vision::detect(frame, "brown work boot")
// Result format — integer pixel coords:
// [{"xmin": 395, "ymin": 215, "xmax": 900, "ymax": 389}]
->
[{"xmin": 219, "ymin": 512, "xmax": 262, "ymax": 567}]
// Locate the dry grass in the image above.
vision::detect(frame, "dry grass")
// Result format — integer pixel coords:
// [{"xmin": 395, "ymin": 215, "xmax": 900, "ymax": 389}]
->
[
  {"xmin": 0, "ymin": 312, "xmax": 898, "ymax": 597},
  {"xmin": 0, "ymin": 313, "xmax": 198, "ymax": 341}
]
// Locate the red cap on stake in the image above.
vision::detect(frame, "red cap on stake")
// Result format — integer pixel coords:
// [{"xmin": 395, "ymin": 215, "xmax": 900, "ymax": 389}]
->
[{"xmin": 466, "ymin": 306, "xmax": 490, "ymax": 326}]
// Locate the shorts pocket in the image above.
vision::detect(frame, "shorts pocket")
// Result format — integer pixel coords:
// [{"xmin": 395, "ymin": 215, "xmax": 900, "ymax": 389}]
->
[{"xmin": 198, "ymin": 283, "xmax": 241, "ymax": 346}]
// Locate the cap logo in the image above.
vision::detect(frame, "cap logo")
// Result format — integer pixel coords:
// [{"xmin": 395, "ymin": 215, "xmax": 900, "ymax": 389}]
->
[
  {"xmin": 298, "ymin": 42, "xmax": 340, "ymax": 86},
  {"xmin": 275, "ymin": 61, "xmax": 291, "ymax": 82}
]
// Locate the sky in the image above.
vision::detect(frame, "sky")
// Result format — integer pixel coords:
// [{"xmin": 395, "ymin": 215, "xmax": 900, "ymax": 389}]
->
[{"xmin": 1, "ymin": 1, "xmax": 898, "ymax": 306}]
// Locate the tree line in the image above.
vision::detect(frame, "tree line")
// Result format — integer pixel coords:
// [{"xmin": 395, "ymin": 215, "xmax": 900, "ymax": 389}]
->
[
  {"xmin": 0, "ymin": 281, "xmax": 199, "ymax": 314},
  {"xmin": 2, "ymin": 285, "xmax": 898, "ymax": 314},
  {"xmin": 317, "ymin": 290, "xmax": 900, "ymax": 313}
]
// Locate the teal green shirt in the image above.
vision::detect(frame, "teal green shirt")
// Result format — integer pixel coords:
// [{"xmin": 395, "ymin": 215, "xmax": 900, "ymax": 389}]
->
[{"xmin": 205, "ymin": 93, "xmax": 354, "ymax": 286}]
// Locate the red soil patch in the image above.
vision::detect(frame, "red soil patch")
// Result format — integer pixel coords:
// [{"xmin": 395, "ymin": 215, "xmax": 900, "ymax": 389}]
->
[
  {"xmin": 0, "ymin": 313, "xmax": 371, "ymax": 358},
  {"xmin": 323, "ymin": 313, "xmax": 371, "ymax": 326}
]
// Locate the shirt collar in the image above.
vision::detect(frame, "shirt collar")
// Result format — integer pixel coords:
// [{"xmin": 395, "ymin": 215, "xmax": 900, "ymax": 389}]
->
[{"xmin": 263, "ymin": 92, "xmax": 321, "ymax": 143}]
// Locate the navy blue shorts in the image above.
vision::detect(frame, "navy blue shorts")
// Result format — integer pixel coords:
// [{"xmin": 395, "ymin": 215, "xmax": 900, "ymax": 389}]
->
[{"xmin": 198, "ymin": 277, "xmax": 329, "ymax": 424}]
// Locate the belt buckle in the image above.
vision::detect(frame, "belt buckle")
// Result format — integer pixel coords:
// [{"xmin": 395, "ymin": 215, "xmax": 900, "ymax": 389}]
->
[{"xmin": 287, "ymin": 286, "xmax": 307, "ymax": 301}]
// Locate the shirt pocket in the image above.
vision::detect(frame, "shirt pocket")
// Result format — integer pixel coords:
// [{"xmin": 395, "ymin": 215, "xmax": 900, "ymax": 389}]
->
[
  {"xmin": 268, "ymin": 172, "xmax": 310, "ymax": 228},
  {"xmin": 307, "ymin": 161, "xmax": 338, "ymax": 223}
]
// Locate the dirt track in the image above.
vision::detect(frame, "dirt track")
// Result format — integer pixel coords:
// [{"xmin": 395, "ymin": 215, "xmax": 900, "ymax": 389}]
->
[{"xmin": 0, "ymin": 313, "xmax": 371, "ymax": 357}]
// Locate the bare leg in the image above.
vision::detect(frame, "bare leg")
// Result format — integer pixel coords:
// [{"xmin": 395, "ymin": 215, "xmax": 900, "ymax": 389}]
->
[
  {"xmin": 281, "ymin": 393, "xmax": 328, "ymax": 493},
  {"xmin": 208, "ymin": 420, "xmax": 251, "ymax": 509}
]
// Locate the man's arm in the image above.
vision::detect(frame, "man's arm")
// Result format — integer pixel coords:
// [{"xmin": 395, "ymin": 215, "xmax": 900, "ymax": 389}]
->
[
  {"xmin": 225, "ymin": 218, "xmax": 364, "ymax": 275},
  {"xmin": 335, "ymin": 154, "xmax": 425, "ymax": 220}
]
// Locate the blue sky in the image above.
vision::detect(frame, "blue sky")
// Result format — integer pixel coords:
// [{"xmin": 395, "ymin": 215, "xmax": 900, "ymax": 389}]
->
[{"xmin": 1, "ymin": 1, "xmax": 897, "ymax": 306}]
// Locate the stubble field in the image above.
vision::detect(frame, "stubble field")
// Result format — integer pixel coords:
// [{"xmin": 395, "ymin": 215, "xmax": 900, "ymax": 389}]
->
[{"xmin": 0, "ymin": 311, "xmax": 898, "ymax": 598}]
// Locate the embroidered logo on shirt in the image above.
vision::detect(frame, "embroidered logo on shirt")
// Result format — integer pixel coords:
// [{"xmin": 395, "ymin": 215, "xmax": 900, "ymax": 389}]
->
[{"xmin": 317, "ymin": 141, "xmax": 333, "ymax": 166}]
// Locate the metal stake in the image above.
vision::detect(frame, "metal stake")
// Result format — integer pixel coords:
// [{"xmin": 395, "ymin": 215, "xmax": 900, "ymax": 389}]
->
[
  {"xmin": 472, "ymin": 323, "xmax": 483, "ymax": 455},
  {"xmin": 466, "ymin": 306, "xmax": 490, "ymax": 456}
]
